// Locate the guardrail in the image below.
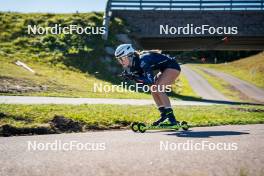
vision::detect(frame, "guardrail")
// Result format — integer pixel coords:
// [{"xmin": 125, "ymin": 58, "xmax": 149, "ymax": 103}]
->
[{"xmin": 109, "ymin": 0, "xmax": 264, "ymax": 10}]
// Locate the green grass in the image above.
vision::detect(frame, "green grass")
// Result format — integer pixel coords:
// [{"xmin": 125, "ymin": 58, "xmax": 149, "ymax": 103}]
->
[
  {"xmin": 197, "ymin": 52, "xmax": 264, "ymax": 89},
  {"xmin": 0, "ymin": 104, "xmax": 263, "ymax": 129},
  {"xmin": 174, "ymin": 73, "xmax": 198, "ymax": 98},
  {"xmin": 0, "ymin": 56, "xmax": 197, "ymax": 99},
  {"xmin": 0, "ymin": 56, "xmax": 151, "ymax": 98}
]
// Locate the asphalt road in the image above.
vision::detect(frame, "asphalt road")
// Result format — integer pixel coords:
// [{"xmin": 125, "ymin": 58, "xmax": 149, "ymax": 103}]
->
[
  {"xmin": 181, "ymin": 65, "xmax": 229, "ymax": 101},
  {"xmin": 198, "ymin": 67, "xmax": 264, "ymax": 103},
  {"xmin": 1, "ymin": 124, "xmax": 263, "ymax": 176},
  {"xmin": 0, "ymin": 96, "xmax": 229, "ymax": 106}
]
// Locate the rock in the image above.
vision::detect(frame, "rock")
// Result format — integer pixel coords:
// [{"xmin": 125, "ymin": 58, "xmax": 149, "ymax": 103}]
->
[
  {"xmin": 105, "ymin": 47, "xmax": 115, "ymax": 56},
  {"xmin": 115, "ymin": 34, "xmax": 132, "ymax": 43}
]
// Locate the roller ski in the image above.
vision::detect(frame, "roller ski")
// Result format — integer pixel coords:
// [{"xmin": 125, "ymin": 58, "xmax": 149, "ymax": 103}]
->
[
  {"xmin": 131, "ymin": 121, "xmax": 189, "ymax": 133},
  {"xmin": 131, "ymin": 107, "xmax": 190, "ymax": 133}
]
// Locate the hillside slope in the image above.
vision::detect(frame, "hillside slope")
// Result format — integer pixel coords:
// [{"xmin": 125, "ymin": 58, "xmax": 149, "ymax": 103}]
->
[
  {"xmin": 0, "ymin": 12, "xmax": 197, "ymax": 99},
  {"xmin": 197, "ymin": 52, "xmax": 264, "ymax": 89}
]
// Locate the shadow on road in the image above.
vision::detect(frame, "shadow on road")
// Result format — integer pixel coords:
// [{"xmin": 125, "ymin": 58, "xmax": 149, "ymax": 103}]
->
[{"xmin": 166, "ymin": 130, "xmax": 249, "ymax": 138}]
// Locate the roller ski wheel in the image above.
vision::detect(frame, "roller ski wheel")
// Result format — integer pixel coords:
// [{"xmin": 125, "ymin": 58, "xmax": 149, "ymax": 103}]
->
[
  {"xmin": 131, "ymin": 121, "xmax": 190, "ymax": 133},
  {"xmin": 131, "ymin": 122, "xmax": 139, "ymax": 132},
  {"xmin": 138, "ymin": 123, "xmax": 147, "ymax": 133},
  {"xmin": 181, "ymin": 121, "xmax": 189, "ymax": 131}
]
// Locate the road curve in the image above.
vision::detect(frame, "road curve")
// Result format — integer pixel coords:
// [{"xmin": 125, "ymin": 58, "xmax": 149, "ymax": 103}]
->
[
  {"xmin": 0, "ymin": 124, "xmax": 263, "ymax": 176},
  {"xmin": 198, "ymin": 67, "xmax": 264, "ymax": 103},
  {"xmin": 181, "ymin": 65, "xmax": 229, "ymax": 101}
]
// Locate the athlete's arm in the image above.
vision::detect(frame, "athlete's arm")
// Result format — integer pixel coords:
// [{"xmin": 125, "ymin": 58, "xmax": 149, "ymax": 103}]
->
[{"xmin": 134, "ymin": 59, "xmax": 154, "ymax": 85}]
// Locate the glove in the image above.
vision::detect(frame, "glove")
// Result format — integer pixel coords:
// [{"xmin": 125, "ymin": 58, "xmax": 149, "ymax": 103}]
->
[
  {"xmin": 123, "ymin": 73, "xmax": 135, "ymax": 81},
  {"xmin": 119, "ymin": 71, "xmax": 136, "ymax": 81}
]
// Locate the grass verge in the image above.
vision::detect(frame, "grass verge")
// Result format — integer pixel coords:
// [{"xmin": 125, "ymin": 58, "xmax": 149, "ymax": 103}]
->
[
  {"xmin": 0, "ymin": 104, "xmax": 263, "ymax": 136},
  {"xmin": 196, "ymin": 52, "xmax": 264, "ymax": 89}
]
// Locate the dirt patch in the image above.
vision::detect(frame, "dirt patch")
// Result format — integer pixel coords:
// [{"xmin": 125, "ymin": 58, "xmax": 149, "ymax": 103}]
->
[
  {"xmin": 48, "ymin": 116, "xmax": 130, "ymax": 132},
  {"xmin": 84, "ymin": 124, "xmax": 128, "ymax": 131},
  {"xmin": 0, "ymin": 115, "xmax": 130, "ymax": 137},
  {"xmin": 113, "ymin": 120, "xmax": 131, "ymax": 126},
  {"xmin": 224, "ymin": 84, "xmax": 253, "ymax": 101},
  {"xmin": 49, "ymin": 115, "xmax": 84, "ymax": 133},
  {"xmin": 0, "ymin": 76, "xmax": 47, "ymax": 93},
  {"xmin": 85, "ymin": 124, "xmax": 108, "ymax": 131},
  {"xmin": 232, "ymin": 107, "xmax": 264, "ymax": 113},
  {"xmin": 0, "ymin": 115, "xmax": 84, "ymax": 137},
  {"xmin": 0, "ymin": 124, "xmax": 55, "ymax": 137}
]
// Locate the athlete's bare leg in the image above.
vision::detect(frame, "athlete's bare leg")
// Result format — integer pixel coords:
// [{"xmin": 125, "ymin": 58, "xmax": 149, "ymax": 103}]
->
[{"xmin": 151, "ymin": 69, "xmax": 180, "ymax": 107}]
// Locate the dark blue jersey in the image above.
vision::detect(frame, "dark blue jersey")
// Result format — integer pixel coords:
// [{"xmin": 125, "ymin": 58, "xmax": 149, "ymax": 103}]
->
[{"xmin": 130, "ymin": 53, "xmax": 181, "ymax": 85}]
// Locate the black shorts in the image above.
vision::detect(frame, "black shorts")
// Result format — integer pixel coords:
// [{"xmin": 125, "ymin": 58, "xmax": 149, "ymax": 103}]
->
[{"xmin": 160, "ymin": 59, "xmax": 181, "ymax": 72}]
